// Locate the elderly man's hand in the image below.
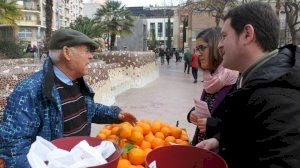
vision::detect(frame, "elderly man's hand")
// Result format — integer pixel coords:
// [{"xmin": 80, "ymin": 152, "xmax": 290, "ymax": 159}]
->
[
  {"xmin": 0, "ymin": 158, "xmax": 4, "ymax": 168},
  {"xmin": 118, "ymin": 111, "xmax": 137, "ymax": 125}
]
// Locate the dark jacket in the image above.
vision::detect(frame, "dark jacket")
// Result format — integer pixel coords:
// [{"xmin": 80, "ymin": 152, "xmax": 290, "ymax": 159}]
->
[
  {"xmin": 218, "ymin": 45, "xmax": 300, "ymax": 168},
  {"xmin": 188, "ymin": 85, "xmax": 235, "ymax": 146},
  {"xmin": 0, "ymin": 58, "xmax": 122, "ymax": 168}
]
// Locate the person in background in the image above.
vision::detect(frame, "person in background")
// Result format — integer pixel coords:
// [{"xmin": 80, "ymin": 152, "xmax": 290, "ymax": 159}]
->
[
  {"xmin": 166, "ymin": 48, "xmax": 172, "ymax": 65},
  {"xmin": 25, "ymin": 44, "xmax": 32, "ymax": 53},
  {"xmin": 175, "ymin": 48, "xmax": 180, "ymax": 63},
  {"xmin": 197, "ymin": 2, "xmax": 300, "ymax": 167},
  {"xmin": 159, "ymin": 48, "xmax": 165, "ymax": 65},
  {"xmin": 187, "ymin": 27, "xmax": 239, "ymax": 146},
  {"xmin": 190, "ymin": 49, "xmax": 199, "ymax": 83},
  {"xmin": 0, "ymin": 29, "xmax": 137, "ymax": 168},
  {"xmin": 184, "ymin": 49, "xmax": 191, "ymax": 74}
]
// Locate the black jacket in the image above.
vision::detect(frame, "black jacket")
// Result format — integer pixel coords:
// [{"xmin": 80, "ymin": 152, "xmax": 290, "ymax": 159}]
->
[{"xmin": 218, "ymin": 45, "xmax": 300, "ymax": 168}]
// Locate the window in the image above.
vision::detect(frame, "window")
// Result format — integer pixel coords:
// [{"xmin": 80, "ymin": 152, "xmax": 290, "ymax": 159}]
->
[
  {"xmin": 18, "ymin": 28, "xmax": 33, "ymax": 39},
  {"xmin": 158, "ymin": 22, "xmax": 162, "ymax": 37}
]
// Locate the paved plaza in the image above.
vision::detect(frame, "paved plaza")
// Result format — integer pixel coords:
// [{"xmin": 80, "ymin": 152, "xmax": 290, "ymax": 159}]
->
[{"xmin": 91, "ymin": 58, "xmax": 203, "ymax": 140}]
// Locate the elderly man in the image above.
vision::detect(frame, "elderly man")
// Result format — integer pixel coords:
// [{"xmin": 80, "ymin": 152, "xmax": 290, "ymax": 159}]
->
[{"xmin": 0, "ymin": 29, "xmax": 137, "ymax": 167}]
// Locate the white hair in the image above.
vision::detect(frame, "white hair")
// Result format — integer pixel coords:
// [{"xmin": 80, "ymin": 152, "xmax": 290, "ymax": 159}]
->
[
  {"xmin": 49, "ymin": 47, "xmax": 78, "ymax": 63},
  {"xmin": 49, "ymin": 49, "xmax": 62, "ymax": 63}
]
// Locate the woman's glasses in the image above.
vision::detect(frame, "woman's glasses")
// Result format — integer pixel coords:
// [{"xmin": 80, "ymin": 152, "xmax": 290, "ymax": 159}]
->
[{"xmin": 196, "ymin": 45, "xmax": 208, "ymax": 51}]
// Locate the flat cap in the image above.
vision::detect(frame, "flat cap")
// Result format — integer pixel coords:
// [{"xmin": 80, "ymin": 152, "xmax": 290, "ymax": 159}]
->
[{"xmin": 49, "ymin": 29, "xmax": 99, "ymax": 50}]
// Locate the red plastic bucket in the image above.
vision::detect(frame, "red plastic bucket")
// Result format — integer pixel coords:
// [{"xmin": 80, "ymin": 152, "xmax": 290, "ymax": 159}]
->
[
  {"xmin": 146, "ymin": 145, "xmax": 227, "ymax": 168},
  {"xmin": 51, "ymin": 136, "xmax": 121, "ymax": 168}
]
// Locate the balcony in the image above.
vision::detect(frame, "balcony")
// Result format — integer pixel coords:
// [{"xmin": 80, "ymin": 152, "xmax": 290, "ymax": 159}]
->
[
  {"xmin": 17, "ymin": 20, "xmax": 40, "ymax": 26},
  {"xmin": 23, "ymin": 2, "xmax": 41, "ymax": 11}
]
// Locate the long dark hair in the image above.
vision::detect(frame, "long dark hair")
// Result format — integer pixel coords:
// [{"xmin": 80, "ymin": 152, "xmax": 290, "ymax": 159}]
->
[{"xmin": 196, "ymin": 27, "xmax": 222, "ymax": 72}]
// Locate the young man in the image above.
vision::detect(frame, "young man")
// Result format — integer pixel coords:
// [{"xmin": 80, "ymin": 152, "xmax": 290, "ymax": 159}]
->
[
  {"xmin": 197, "ymin": 2, "xmax": 300, "ymax": 168},
  {"xmin": 0, "ymin": 29, "xmax": 137, "ymax": 168}
]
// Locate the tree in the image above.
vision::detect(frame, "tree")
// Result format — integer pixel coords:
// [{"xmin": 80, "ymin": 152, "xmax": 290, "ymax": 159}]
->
[
  {"xmin": 283, "ymin": 0, "xmax": 300, "ymax": 44},
  {"xmin": 94, "ymin": 0, "xmax": 134, "ymax": 50},
  {"xmin": 184, "ymin": 0, "xmax": 237, "ymax": 27},
  {"xmin": 45, "ymin": 0, "xmax": 53, "ymax": 51},
  {"xmin": 70, "ymin": 16, "xmax": 102, "ymax": 38},
  {"xmin": 166, "ymin": 16, "xmax": 172, "ymax": 49},
  {"xmin": 148, "ymin": 28, "xmax": 157, "ymax": 50},
  {"xmin": 0, "ymin": 0, "xmax": 22, "ymax": 26}
]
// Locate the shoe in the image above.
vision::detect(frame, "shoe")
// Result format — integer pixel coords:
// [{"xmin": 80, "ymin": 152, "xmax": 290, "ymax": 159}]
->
[{"xmin": 193, "ymin": 80, "xmax": 197, "ymax": 83}]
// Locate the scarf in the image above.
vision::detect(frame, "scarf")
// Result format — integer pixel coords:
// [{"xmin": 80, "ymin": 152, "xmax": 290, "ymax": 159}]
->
[{"xmin": 203, "ymin": 62, "xmax": 239, "ymax": 94}]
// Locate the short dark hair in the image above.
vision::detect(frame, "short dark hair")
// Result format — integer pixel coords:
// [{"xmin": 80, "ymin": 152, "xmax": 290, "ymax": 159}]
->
[
  {"xmin": 196, "ymin": 27, "xmax": 223, "ymax": 72},
  {"xmin": 224, "ymin": 2, "xmax": 279, "ymax": 52}
]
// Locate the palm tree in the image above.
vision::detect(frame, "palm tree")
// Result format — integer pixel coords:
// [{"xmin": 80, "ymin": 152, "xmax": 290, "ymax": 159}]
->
[
  {"xmin": 45, "ymin": 0, "xmax": 53, "ymax": 51},
  {"xmin": 70, "ymin": 16, "xmax": 103, "ymax": 38},
  {"xmin": 0, "ymin": 0, "xmax": 22, "ymax": 26},
  {"xmin": 94, "ymin": 0, "xmax": 134, "ymax": 50}
]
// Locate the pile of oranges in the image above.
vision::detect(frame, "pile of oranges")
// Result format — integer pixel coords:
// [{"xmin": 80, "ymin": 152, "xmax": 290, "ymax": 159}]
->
[{"xmin": 96, "ymin": 119, "xmax": 190, "ymax": 168}]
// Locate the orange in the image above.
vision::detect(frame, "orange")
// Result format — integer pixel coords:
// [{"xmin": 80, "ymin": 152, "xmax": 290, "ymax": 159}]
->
[
  {"xmin": 104, "ymin": 125, "xmax": 113, "ymax": 130},
  {"xmin": 151, "ymin": 121, "xmax": 161, "ymax": 134},
  {"xmin": 117, "ymin": 159, "xmax": 131, "ymax": 168},
  {"xmin": 128, "ymin": 148, "xmax": 146, "ymax": 165},
  {"xmin": 119, "ymin": 139, "xmax": 128, "ymax": 148},
  {"xmin": 155, "ymin": 132, "xmax": 165, "ymax": 140},
  {"xmin": 96, "ymin": 133, "xmax": 106, "ymax": 139},
  {"xmin": 130, "ymin": 131, "xmax": 144, "ymax": 145},
  {"xmin": 175, "ymin": 139, "xmax": 184, "ymax": 144},
  {"xmin": 132, "ymin": 126, "xmax": 144, "ymax": 134},
  {"xmin": 151, "ymin": 137, "xmax": 164, "ymax": 149},
  {"xmin": 143, "ymin": 148, "xmax": 152, "ymax": 155},
  {"xmin": 111, "ymin": 126, "xmax": 120, "ymax": 135},
  {"xmin": 120, "ymin": 125, "xmax": 132, "ymax": 139},
  {"xmin": 140, "ymin": 140, "xmax": 151, "ymax": 150},
  {"xmin": 128, "ymin": 165, "xmax": 137, "ymax": 168},
  {"xmin": 140, "ymin": 119, "xmax": 151, "ymax": 125},
  {"xmin": 121, "ymin": 152, "xmax": 128, "ymax": 159},
  {"xmin": 136, "ymin": 165, "xmax": 145, "ymax": 168},
  {"xmin": 100, "ymin": 129, "xmax": 111, "ymax": 137},
  {"xmin": 144, "ymin": 133, "xmax": 155, "ymax": 143},
  {"xmin": 160, "ymin": 127, "xmax": 171, "ymax": 137},
  {"xmin": 180, "ymin": 134, "xmax": 189, "ymax": 141},
  {"xmin": 137, "ymin": 122, "xmax": 151, "ymax": 135},
  {"xmin": 165, "ymin": 136, "xmax": 176, "ymax": 145},
  {"xmin": 170, "ymin": 126, "xmax": 182, "ymax": 139}
]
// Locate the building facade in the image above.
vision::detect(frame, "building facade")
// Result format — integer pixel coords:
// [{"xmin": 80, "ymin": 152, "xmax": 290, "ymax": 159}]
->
[{"xmin": 0, "ymin": 0, "xmax": 84, "ymax": 46}]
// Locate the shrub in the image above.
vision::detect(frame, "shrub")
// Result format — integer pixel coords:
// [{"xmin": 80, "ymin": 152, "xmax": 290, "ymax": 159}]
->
[{"xmin": 0, "ymin": 40, "xmax": 25, "ymax": 59}]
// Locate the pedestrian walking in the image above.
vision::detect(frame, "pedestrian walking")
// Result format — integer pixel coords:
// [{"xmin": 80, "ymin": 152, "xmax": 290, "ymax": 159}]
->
[
  {"xmin": 190, "ymin": 49, "xmax": 199, "ymax": 83},
  {"xmin": 184, "ymin": 49, "xmax": 191, "ymax": 74}
]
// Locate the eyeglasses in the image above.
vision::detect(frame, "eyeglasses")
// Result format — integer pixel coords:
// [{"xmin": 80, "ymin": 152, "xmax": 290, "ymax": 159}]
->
[{"xmin": 196, "ymin": 45, "xmax": 208, "ymax": 52}]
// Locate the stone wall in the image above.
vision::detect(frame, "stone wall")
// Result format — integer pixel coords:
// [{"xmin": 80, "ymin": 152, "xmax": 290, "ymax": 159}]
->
[{"xmin": 0, "ymin": 51, "xmax": 158, "ymax": 120}]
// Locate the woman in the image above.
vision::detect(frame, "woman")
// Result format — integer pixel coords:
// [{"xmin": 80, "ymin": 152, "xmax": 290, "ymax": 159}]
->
[
  {"xmin": 190, "ymin": 49, "xmax": 199, "ymax": 83},
  {"xmin": 187, "ymin": 27, "xmax": 239, "ymax": 145}
]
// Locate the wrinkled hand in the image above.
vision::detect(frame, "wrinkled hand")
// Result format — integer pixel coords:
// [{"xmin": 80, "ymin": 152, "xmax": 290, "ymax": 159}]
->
[
  {"xmin": 0, "ymin": 158, "xmax": 4, "ymax": 168},
  {"xmin": 197, "ymin": 118, "xmax": 207, "ymax": 133},
  {"xmin": 190, "ymin": 110, "xmax": 201, "ymax": 125},
  {"xmin": 118, "ymin": 111, "xmax": 137, "ymax": 126},
  {"xmin": 196, "ymin": 138, "xmax": 219, "ymax": 153}
]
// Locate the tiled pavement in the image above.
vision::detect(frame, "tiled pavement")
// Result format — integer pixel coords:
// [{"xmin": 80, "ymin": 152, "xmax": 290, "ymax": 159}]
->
[{"xmin": 91, "ymin": 58, "xmax": 203, "ymax": 141}]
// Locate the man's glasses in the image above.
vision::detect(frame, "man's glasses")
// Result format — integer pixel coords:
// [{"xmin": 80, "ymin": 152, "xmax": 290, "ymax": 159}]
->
[{"xmin": 196, "ymin": 45, "xmax": 208, "ymax": 51}]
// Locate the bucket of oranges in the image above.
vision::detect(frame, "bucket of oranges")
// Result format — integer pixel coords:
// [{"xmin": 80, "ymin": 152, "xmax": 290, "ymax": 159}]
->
[{"xmin": 96, "ymin": 119, "xmax": 190, "ymax": 168}]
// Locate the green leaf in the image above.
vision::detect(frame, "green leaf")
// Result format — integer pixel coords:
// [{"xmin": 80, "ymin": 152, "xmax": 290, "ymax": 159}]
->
[{"xmin": 121, "ymin": 143, "xmax": 136, "ymax": 154}]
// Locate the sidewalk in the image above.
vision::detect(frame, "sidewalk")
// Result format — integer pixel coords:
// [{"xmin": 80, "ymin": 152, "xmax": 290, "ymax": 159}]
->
[{"xmin": 91, "ymin": 58, "xmax": 203, "ymax": 140}]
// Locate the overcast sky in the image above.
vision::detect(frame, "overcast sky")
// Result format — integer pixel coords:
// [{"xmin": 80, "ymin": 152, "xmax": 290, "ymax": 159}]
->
[{"xmin": 83, "ymin": 0, "xmax": 183, "ymax": 7}]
